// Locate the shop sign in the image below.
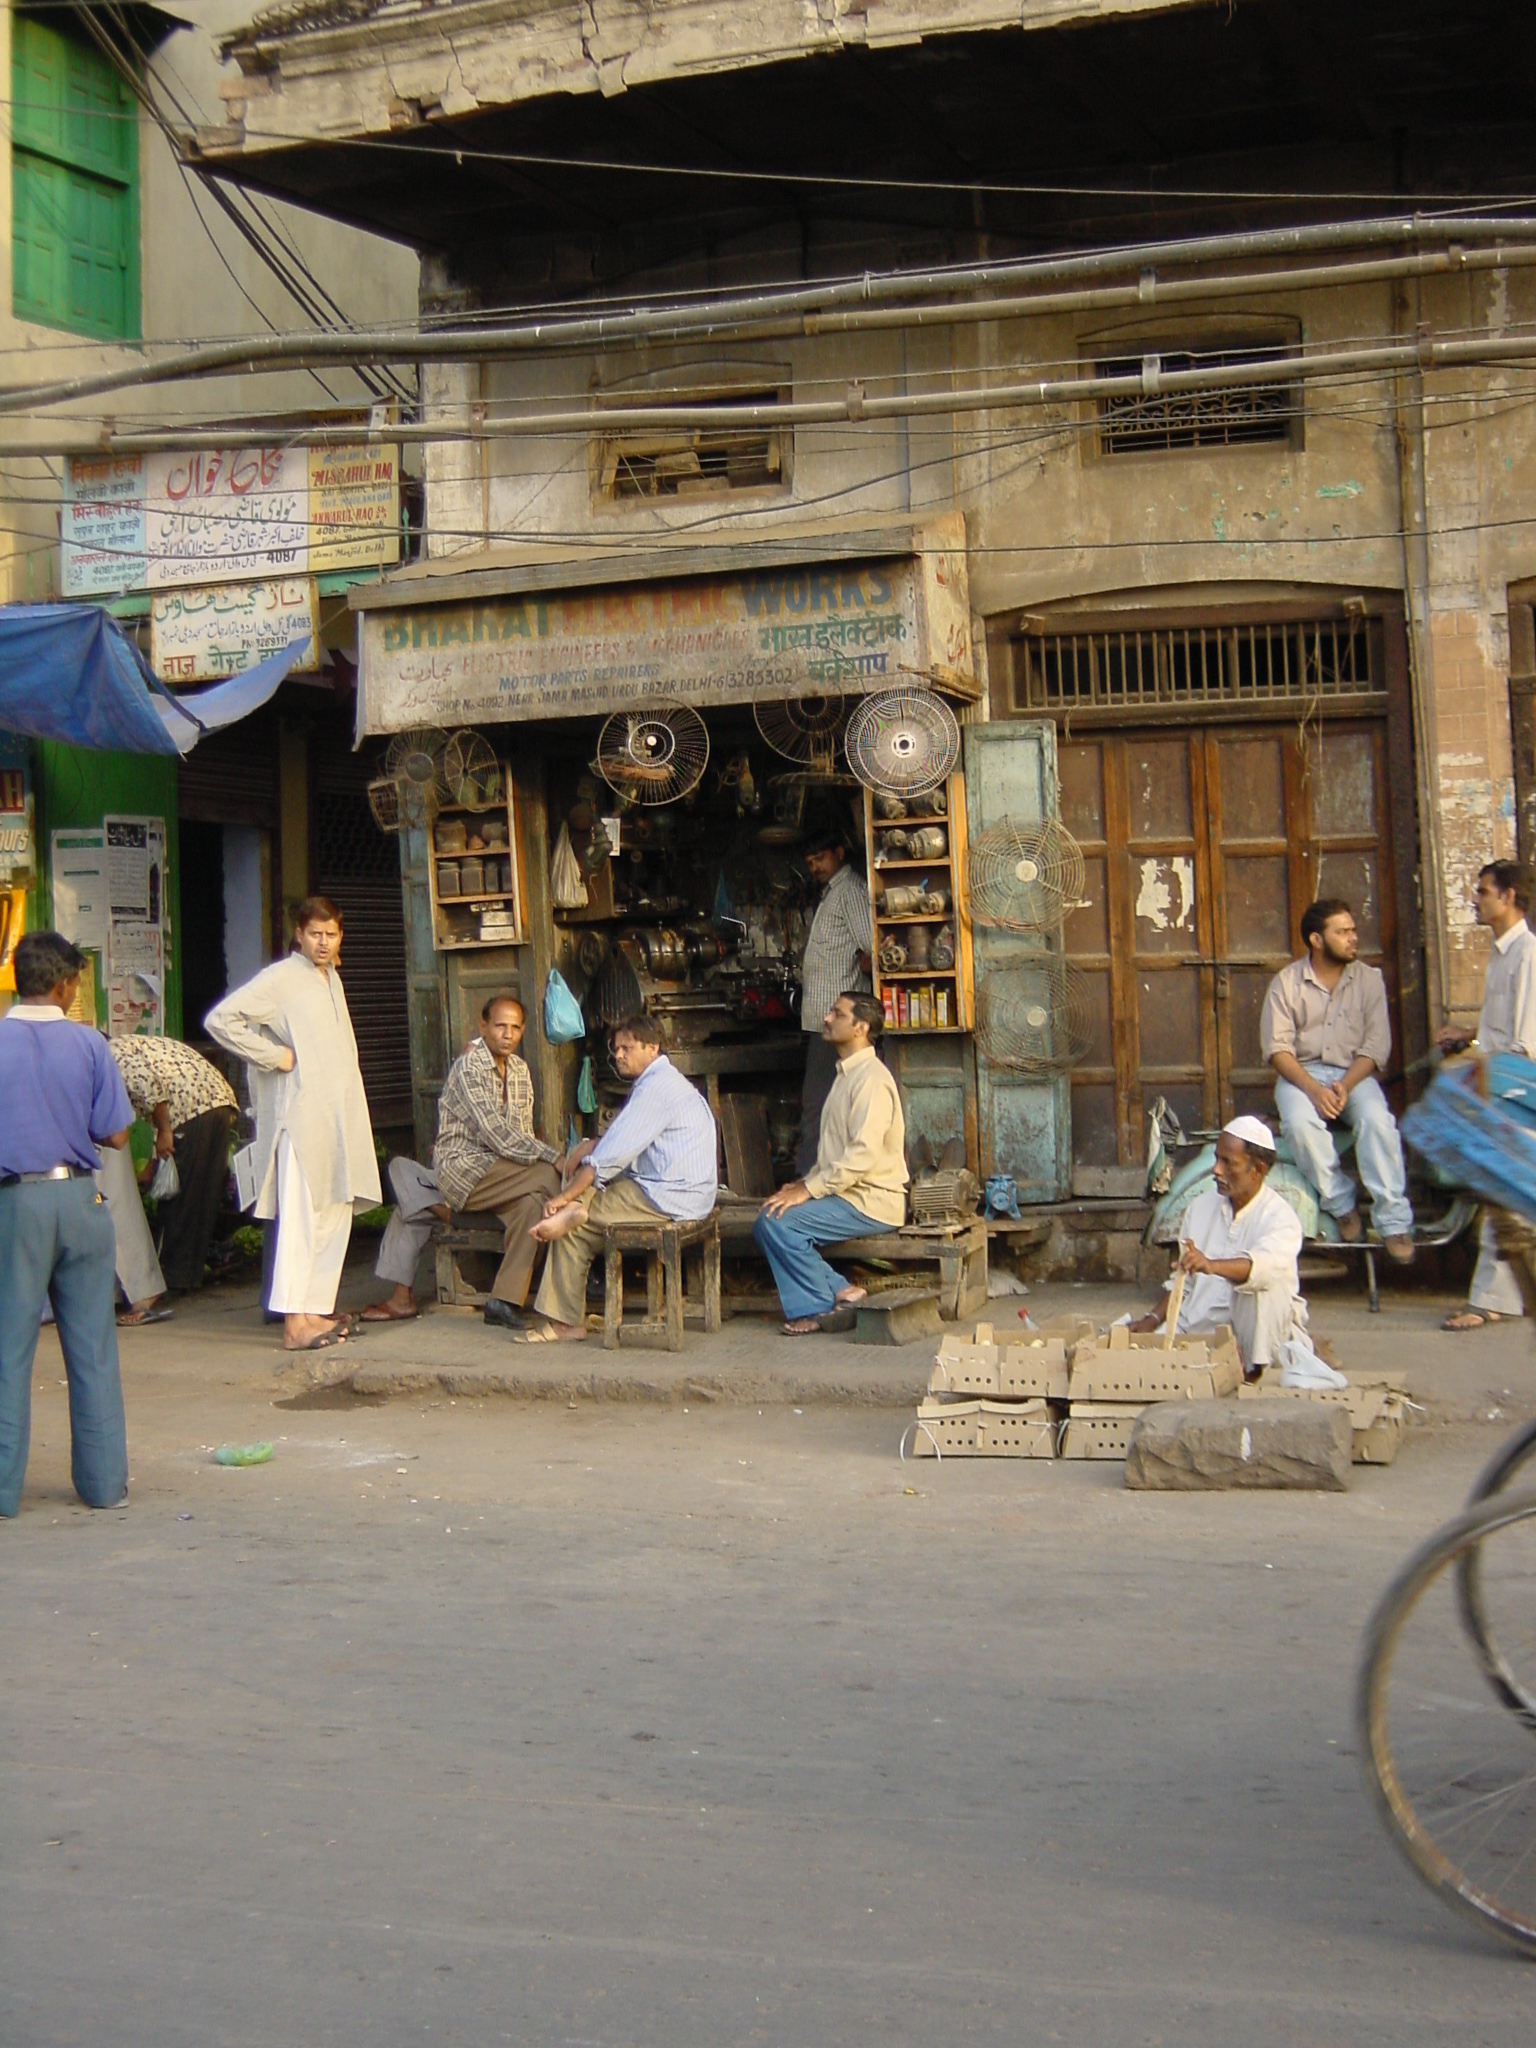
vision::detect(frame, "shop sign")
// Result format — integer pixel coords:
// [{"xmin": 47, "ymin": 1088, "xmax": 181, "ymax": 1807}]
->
[
  {"xmin": 0, "ymin": 733, "xmax": 34, "ymax": 882},
  {"xmin": 150, "ymin": 576, "xmax": 318, "ymax": 682},
  {"xmin": 358, "ymin": 557, "xmax": 967, "ymax": 732},
  {"xmin": 61, "ymin": 445, "xmax": 399, "ymax": 597}
]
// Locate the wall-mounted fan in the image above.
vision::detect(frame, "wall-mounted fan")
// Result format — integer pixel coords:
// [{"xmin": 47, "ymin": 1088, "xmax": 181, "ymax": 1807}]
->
[
  {"xmin": 968, "ymin": 816, "xmax": 1086, "ymax": 932},
  {"xmin": 443, "ymin": 729, "xmax": 503, "ymax": 809},
  {"xmin": 844, "ymin": 687, "xmax": 961, "ymax": 797},
  {"xmin": 754, "ymin": 694, "xmax": 846, "ymax": 777},
  {"xmin": 368, "ymin": 725, "xmax": 447, "ymax": 831},
  {"xmin": 596, "ymin": 702, "xmax": 709, "ymax": 806},
  {"xmin": 974, "ymin": 957, "xmax": 1094, "ymax": 1072}
]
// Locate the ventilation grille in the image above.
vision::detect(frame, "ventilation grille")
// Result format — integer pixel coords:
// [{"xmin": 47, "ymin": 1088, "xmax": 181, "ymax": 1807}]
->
[
  {"xmin": 1096, "ymin": 346, "xmax": 1295, "ymax": 453},
  {"xmin": 596, "ymin": 387, "xmax": 790, "ymax": 501},
  {"xmin": 1014, "ymin": 618, "xmax": 1381, "ymax": 714}
]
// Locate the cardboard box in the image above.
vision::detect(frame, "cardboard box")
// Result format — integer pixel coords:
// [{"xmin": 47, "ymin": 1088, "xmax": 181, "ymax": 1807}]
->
[
  {"xmin": 1022, "ymin": 1314, "xmax": 1098, "ymax": 1353},
  {"xmin": 930, "ymin": 1327, "xmax": 1002, "ymax": 1398},
  {"xmin": 908, "ymin": 1396, "xmax": 982, "ymax": 1455},
  {"xmin": 1069, "ymin": 1347, "xmax": 1241, "ymax": 1404},
  {"xmin": 977, "ymin": 1399, "xmax": 1059, "ymax": 1459},
  {"xmin": 999, "ymin": 1339, "xmax": 1071, "ymax": 1400},
  {"xmin": 1237, "ymin": 1374, "xmax": 1410, "ymax": 1465},
  {"xmin": 1353, "ymin": 1395, "xmax": 1408, "ymax": 1466},
  {"xmin": 1059, "ymin": 1403, "xmax": 1147, "ymax": 1460}
]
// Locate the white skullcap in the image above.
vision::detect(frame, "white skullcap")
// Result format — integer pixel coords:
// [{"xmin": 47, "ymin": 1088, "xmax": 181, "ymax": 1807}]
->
[{"xmin": 1223, "ymin": 1114, "xmax": 1277, "ymax": 1153}]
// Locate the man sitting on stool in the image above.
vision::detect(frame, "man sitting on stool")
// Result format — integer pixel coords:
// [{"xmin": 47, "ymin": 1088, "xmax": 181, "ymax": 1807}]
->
[
  {"xmin": 755, "ymin": 992, "xmax": 907, "ymax": 1336},
  {"xmin": 523, "ymin": 1013, "xmax": 718, "ymax": 1344},
  {"xmin": 1131, "ymin": 1116, "xmax": 1305, "ymax": 1382},
  {"xmin": 1261, "ymin": 897, "xmax": 1414, "ymax": 1263}
]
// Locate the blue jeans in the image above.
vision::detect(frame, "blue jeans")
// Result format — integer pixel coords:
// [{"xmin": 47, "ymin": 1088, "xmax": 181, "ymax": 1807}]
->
[
  {"xmin": 0, "ymin": 1177, "xmax": 127, "ymax": 1516},
  {"xmin": 1273, "ymin": 1062, "xmax": 1413, "ymax": 1238},
  {"xmin": 753, "ymin": 1194, "xmax": 895, "ymax": 1320}
]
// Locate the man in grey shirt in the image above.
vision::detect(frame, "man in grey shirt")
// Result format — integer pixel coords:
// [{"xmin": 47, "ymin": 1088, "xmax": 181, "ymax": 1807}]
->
[
  {"xmin": 795, "ymin": 825, "xmax": 872, "ymax": 1175},
  {"xmin": 1260, "ymin": 896, "xmax": 1414, "ymax": 1263}
]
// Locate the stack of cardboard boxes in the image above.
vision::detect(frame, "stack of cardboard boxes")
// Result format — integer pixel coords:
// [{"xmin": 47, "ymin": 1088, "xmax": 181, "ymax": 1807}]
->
[{"xmin": 907, "ymin": 1320, "xmax": 1408, "ymax": 1466}]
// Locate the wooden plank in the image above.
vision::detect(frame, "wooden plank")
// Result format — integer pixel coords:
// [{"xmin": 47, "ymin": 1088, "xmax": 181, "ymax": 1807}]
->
[{"xmin": 719, "ymin": 1094, "xmax": 775, "ymax": 1197}]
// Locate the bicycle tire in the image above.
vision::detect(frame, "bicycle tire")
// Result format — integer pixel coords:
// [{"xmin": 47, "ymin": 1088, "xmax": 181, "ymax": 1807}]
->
[
  {"xmin": 1458, "ymin": 1416, "xmax": 1536, "ymax": 1721},
  {"xmin": 1358, "ymin": 1488, "xmax": 1536, "ymax": 1957}
]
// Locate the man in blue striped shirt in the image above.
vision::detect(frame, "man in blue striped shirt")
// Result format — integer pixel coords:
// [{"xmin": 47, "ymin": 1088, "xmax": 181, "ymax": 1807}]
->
[{"xmin": 522, "ymin": 1013, "xmax": 717, "ymax": 1341}]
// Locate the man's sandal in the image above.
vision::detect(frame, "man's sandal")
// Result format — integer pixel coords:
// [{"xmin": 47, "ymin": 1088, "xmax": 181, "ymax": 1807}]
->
[
  {"xmin": 1442, "ymin": 1309, "xmax": 1503, "ymax": 1332},
  {"xmin": 287, "ymin": 1325, "xmax": 350, "ymax": 1353}
]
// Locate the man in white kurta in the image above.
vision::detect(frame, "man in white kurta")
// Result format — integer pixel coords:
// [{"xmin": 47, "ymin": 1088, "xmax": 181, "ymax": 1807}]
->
[
  {"xmin": 1135, "ymin": 1117, "xmax": 1306, "ymax": 1379},
  {"xmin": 205, "ymin": 901, "xmax": 379, "ymax": 1350},
  {"xmin": 1436, "ymin": 860, "xmax": 1536, "ymax": 1327}
]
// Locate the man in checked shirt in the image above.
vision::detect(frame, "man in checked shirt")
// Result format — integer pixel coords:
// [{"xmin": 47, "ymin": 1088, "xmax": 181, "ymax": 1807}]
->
[{"xmin": 372, "ymin": 992, "xmax": 564, "ymax": 1330}]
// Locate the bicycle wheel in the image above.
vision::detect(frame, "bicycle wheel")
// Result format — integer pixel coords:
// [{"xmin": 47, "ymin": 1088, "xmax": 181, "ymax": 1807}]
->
[
  {"xmin": 1358, "ymin": 1489, "xmax": 1536, "ymax": 1956},
  {"xmin": 1459, "ymin": 1418, "xmax": 1536, "ymax": 1721}
]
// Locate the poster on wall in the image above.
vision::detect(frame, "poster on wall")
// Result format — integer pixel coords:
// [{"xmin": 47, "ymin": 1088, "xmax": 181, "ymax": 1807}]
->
[
  {"xmin": 50, "ymin": 827, "xmax": 108, "ymax": 953},
  {"xmin": 103, "ymin": 816, "xmax": 166, "ymax": 1037},
  {"xmin": 62, "ymin": 445, "xmax": 400, "ymax": 597}
]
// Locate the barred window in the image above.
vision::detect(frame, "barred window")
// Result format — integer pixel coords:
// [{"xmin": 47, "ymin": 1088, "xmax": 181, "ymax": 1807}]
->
[
  {"xmin": 1014, "ymin": 617, "xmax": 1381, "ymax": 715},
  {"xmin": 1094, "ymin": 344, "xmax": 1298, "ymax": 454},
  {"xmin": 594, "ymin": 383, "xmax": 791, "ymax": 502}
]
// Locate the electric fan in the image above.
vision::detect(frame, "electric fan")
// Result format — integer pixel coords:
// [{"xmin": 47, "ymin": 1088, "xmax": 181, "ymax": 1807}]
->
[
  {"xmin": 369, "ymin": 725, "xmax": 447, "ymax": 831},
  {"xmin": 754, "ymin": 694, "xmax": 846, "ymax": 777},
  {"xmin": 974, "ymin": 957, "xmax": 1095, "ymax": 1072},
  {"xmin": 595, "ymin": 702, "xmax": 709, "ymax": 805},
  {"xmin": 844, "ymin": 687, "xmax": 961, "ymax": 798},
  {"xmin": 968, "ymin": 816, "xmax": 1086, "ymax": 932},
  {"xmin": 442, "ymin": 730, "xmax": 503, "ymax": 809}
]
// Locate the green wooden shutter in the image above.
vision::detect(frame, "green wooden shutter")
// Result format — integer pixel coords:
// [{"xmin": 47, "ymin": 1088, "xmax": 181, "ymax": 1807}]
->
[{"xmin": 11, "ymin": 13, "xmax": 139, "ymax": 341}]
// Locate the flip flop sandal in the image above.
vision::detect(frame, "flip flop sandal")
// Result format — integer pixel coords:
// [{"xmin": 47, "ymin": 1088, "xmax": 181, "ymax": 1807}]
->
[
  {"xmin": 782, "ymin": 1318, "xmax": 823, "ymax": 1336},
  {"xmin": 359, "ymin": 1303, "xmax": 420, "ymax": 1322},
  {"xmin": 512, "ymin": 1324, "xmax": 581, "ymax": 1344},
  {"xmin": 117, "ymin": 1306, "xmax": 174, "ymax": 1326},
  {"xmin": 287, "ymin": 1326, "xmax": 350, "ymax": 1353},
  {"xmin": 1442, "ymin": 1309, "xmax": 1502, "ymax": 1331}
]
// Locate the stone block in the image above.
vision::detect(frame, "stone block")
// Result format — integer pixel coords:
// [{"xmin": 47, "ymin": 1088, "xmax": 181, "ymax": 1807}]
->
[{"xmin": 1123, "ymin": 1398, "xmax": 1351, "ymax": 1492}]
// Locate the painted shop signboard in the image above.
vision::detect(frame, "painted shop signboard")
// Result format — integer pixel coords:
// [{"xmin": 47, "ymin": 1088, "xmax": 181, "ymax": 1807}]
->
[
  {"xmin": 150, "ymin": 577, "xmax": 318, "ymax": 682},
  {"xmin": 61, "ymin": 446, "xmax": 399, "ymax": 597},
  {"xmin": 357, "ymin": 557, "xmax": 973, "ymax": 732}
]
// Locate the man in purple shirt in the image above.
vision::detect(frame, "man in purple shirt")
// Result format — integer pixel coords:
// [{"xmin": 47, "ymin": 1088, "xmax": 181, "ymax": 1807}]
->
[{"xmin": 0, "ymin": 931, "xmax": 134, "ymax": 1516}]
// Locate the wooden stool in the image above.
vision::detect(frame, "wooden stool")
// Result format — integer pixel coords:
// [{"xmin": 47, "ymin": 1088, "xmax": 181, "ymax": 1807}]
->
[
  {"xmin": 833, "ymin": 1219, "xmax": 989, "ymax": 1322},
  {"xmin": 433, "ymin": 1218, "xmax": 505, "ymax": 1308},
  {"xmin": 601, "ymin": 1211, "xmax": 722, "ymax": 1351}
]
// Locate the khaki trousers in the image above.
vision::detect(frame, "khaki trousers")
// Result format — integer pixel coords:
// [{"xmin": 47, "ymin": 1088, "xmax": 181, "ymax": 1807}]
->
[
  {"xmin": 459, "ymin": 1158, "xmax": 564, "ymax": 1305},
  {"xmin": 534, "ymin": 1178, "xmax": 665, "ymax": 1327}
]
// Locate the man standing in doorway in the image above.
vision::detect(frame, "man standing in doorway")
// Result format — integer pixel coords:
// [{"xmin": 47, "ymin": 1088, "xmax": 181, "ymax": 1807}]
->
[
  {"xmin": 523, "ymin": 1013, "xmax": 717, "ymax": 1343},
  {"xmin": 205, "ymin": 896, "xmax": 380, "ymax": 1352},
  {"xmin": 796, "ymin": 825, "xmax": 872, "ymax": 1176},
  {"xmin": 1261, "ymin": 897, "xmax": 1415, "ymax": 1263},
  {"xmin": 1437, "ymin": 860, "xmax": 1536, "ymax": 1330},
  {"xmin": 0, "ymin": 932, "xmax": 134, "ymax": 1515}
]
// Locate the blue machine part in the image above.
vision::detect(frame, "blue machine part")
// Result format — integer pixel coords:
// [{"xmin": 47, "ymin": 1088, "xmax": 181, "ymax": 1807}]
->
[{"xmin": 1402, "ymin": 1054, "xmax": 1536, "ymax": 1222}]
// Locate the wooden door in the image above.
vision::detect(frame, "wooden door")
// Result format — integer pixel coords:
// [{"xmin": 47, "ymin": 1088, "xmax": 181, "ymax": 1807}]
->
[{"xmin": 1060, "ymin": 719, "xmax": 1399, "ymax": 1166}]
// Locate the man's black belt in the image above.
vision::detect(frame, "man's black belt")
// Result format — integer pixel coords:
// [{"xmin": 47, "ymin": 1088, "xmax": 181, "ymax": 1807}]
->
[{"xmin": 0, "ymin": 1164, "xmax": 96, "ymax": 1187}]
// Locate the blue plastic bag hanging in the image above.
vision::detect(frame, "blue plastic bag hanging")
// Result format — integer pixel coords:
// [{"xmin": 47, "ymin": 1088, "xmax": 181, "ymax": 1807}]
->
[
  {"xmin": 576, "ymin": 1055, "xmax": 597, "ymax": 1114},
  {"xmin": 543, "ymin": 968, "xmax": 585, "ymax": 1044}
]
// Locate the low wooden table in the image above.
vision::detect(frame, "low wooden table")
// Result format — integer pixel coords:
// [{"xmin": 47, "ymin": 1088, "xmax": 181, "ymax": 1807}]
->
[
  {"xmin": 601, "ymin": 1210, "xmax": 723, "ymax": 1352},
  {"xmin": 834, "ymin": 1220, "xmax": 989, "ymax": 1322}
]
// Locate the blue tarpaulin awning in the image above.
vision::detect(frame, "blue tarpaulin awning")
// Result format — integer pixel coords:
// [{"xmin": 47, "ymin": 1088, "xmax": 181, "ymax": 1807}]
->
[{"xmin": 0, "ymin": 604, "xmax": 311, "ymax": 756}]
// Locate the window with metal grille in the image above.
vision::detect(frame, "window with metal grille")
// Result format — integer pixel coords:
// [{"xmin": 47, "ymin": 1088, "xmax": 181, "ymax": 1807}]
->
[
  {"xmin": 1013, "ymin": 618, "xmax": 1381, "ymax": 715},
  {"xmin": 11, "ymin": 12, "xmax": 140, "ymax": 341},
  {"xmin": 1094, "ymin": 345, "xmax": 1296, "ymax": 453},
  {"xmin": 594, "ymin": 385, "xmax": 791, "ymax": 502}
]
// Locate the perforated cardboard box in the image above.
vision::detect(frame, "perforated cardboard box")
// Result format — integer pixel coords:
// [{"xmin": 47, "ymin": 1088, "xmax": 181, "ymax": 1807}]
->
[
  {"xmin": 930, "ymin": 1325, "xmax": 1002, "ymax": 1398},
  {"xmin": 998, "ymin": 1340, "xmax": 1071, "ymax": 1400},
  {"xmin": 977, "ymin": 1399, "xmax": 1059, "ymax": 1459},
  {"xmin": 1059, "ymin": 1404, "xmax": 1147, "ymax": 1460},
  {"xmin": 1069, "ymin": 1344, "xmax": 1241, "ymax": 1404},
  {"xmin": 908, "ymin": 1396, "xmax": 982, "ymax": 1455},
  {"xmin": 1238, "ymin": 1374, "xmax": 1409, "ymax": 1465}
]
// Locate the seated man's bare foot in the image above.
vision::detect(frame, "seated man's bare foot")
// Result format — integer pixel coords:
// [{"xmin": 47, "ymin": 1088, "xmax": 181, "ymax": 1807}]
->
[
  {"xmin": 834, "ymin": 1285, "xmax": 868, "ymax": 1307},
  {"xmin": 530, "ymin": 1205, "xmax": 584, "ymax": 1243},
  {"xmin": 430, "ymin": 1203, "xmax": 452, "ymax": 1224}
]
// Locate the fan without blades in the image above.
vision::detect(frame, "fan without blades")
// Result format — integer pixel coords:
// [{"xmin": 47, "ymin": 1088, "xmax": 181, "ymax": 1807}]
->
[
  {"xmin": 754, "ymin": 694, "xmax": 846, "ymax": 776},
  {"xmin": 844, "ymin": 686, "xmax": 961, "ymax": 797},
  {"xmin": 969, "ymin": 816, "xmax": 1086, "ymax": 932},
  {"xmin": 974, "ymin": 957, "xmax": 1095, "ymax": 1073},
  {"xmin": 596, "ymin": 702, "xmax": 709, "ymax": 806},
  {"xmin": 443, "ymin": 730, "xmax": 503, "ymax": 809},
  {"xmin": 369, "ymin": 725, "xmax": 447, "ymax": 832}
]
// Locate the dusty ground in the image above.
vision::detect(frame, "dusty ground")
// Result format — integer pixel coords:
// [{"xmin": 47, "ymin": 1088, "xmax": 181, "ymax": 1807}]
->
[{"xmin": 5, "ymin": 1267, "xmax": 1536, "ymax": 2045}]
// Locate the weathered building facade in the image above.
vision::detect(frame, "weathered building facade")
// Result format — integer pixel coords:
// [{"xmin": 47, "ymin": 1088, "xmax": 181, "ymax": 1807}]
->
[{"xmin": 196, "ymin": 0, "xmax": 1536, "ymax": 1189}]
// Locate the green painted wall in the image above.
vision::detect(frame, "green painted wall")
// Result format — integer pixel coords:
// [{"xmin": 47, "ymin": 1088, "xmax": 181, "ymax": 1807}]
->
[{"xmin": 33, "ymin": 740, "xmax": 181, "ymax": 1037}]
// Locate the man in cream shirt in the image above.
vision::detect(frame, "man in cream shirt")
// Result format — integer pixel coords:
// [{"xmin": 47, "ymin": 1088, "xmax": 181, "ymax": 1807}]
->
[
  {"xmin": 755, "ymin": 992, "xmax": 906, "ymax": 1334},
  {"xmin": 1437, "ymin": 860, "xmax": 1536, "ymax": 1329}
]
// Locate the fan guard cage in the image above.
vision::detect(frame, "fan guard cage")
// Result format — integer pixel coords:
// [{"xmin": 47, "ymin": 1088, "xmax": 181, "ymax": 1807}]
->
[
  {"xmin": 367, "ymin": 776, "xmax": 403, "ymax": 834},
  {"xmin": 974, "ymin": 957, "xmax": 1095, "ymax": 1072},
  {"xmin": 379, "ymin": 726, "xmax": 448, "ymax": 827},
  {"xmin": 968, "ymin": 816, "xmax": 1086, "ymax": 932},
  {"xmin": 844, "ymin": 687, "xmax": 961, "ymax": 797},
  {"xmin": 596, "ymin": 703, "xmax": 709, "ymax": 805},
  {"xmin": 754, "ymin": 694, "xmax": 846, "ymax": 773},
  {"xmin": 443, "ymin": 730, "xmax": 503, "ymax": 809}
]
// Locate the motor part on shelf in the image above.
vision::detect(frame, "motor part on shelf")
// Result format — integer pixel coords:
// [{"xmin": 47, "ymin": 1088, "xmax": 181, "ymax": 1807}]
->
[
  {"xmin": 905, "ymin": 922, "xmax": 932, "ymax": 970},
  {"xmin": 931, "ymin": 922, "xmax": 957, "ymax": 971},
  {"xmin": 575, "ymin": 929, "xmax": 608, "ymax": 978},
  {"xmin": 911, "ymin": 1168, "xmax": 982, "ymax": 1225},
  {"xmin": 907, "ymin": 826, "xmax": 949, "ymax": 859},
  {"xmin": 880, "ymin": 881, "xmax": 950, "ymax": 916},
  {"xmin": 879, "ymin": 933, "xmax": 909, "ymax": 972}
]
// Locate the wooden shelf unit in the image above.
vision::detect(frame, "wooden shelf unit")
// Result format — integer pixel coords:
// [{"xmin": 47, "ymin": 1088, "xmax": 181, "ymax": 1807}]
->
[
  {"xmin": 426, "ymin": 769, "xmax": 527, "ymax": 951},
  {"xmin": 864, "ymin": 773, "xmax": 975, "ymax": 1034}
]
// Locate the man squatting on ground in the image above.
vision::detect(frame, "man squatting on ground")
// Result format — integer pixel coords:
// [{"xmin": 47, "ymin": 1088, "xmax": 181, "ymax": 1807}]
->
[
  {"xmin": 755, "ymin": 992, "xmax": 907, "ymax": 1335},
  {"xmin": 1131, "ymin": 1116, "xmax": 1306, "ymax": 1382},
  {"xmin": 796, "ymin": 826, "xmax": 873, "ymax": 1177},
  {"xmin": 523, "ymin": 1012, "xmax": 718, "ymax": 1343},
  {"xmin": 98, "ymin": 1033, "xmax": 239, "ymax": 1325},
  {"xmin": 1436, "ymin": 859, "xmax": 1536, "ymax": 1329},
  {"xmin": 368, "ymin": 992, "xmax": 563, "ymax": 1327},
  {"xmin": 0, "ymin": 932, "xmax": 135, "ymax": 1515},
  {"xmin": 1261, "ymin": 897, "xmax": 1415, "ymax": 1264},
  {"xmin": 205, "ymin": 897, "xmax": 380, "ymax": 1353}
]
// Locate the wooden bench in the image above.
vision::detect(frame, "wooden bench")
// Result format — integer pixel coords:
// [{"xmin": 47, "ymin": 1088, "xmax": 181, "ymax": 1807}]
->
[
  {"xmin": 834, "ymin": 1219, "xmax": 989, "ymax": 1322},
  {"xmin": 434, "ymin": 1218, "xmax": 506, "ymax": 1308},
  {"xmin": 602, "ymin": 1210, "xmax": 722, "ymax": 1352}
]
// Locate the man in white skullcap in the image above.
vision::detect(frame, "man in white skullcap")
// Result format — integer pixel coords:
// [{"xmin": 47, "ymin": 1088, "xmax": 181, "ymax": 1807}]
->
[{"xmin": 1131, "ymin": 1115, "xmax": 1306, "ymax": 1381}]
